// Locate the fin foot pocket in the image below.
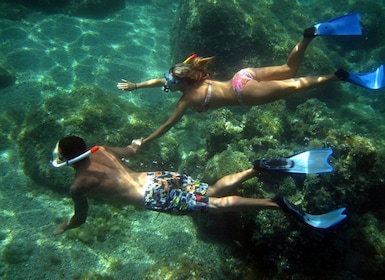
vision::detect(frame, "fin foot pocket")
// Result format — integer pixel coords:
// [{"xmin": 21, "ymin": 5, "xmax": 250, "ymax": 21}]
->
[
  {"xmin": 335, "ymin": 68, "xmax": 349, "ymax": 81},
  {"xmin": 272, "ymin": 195, "xmax": 306, "ymax": 221},
  {"xmin": 253, "ymin": 148, "xmax": 333, "ymax": 174},
  {"xmin": 303, "ymin": 26, "xmax": 316, "ymax": 38}
]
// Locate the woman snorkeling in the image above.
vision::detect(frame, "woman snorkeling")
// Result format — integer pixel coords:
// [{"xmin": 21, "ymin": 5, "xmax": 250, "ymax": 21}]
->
[{"xmin": 117, "ymin": 14, "xmax": 383, "ymax": 145}]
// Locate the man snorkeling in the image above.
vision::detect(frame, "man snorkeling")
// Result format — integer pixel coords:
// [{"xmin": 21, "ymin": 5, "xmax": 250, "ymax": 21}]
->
[{"xmin": 52, "ymin": 136, "xmax": 346, "ymax": 234}]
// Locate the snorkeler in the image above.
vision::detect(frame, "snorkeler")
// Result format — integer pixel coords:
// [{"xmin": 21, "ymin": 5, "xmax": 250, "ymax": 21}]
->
[
  {"xmin": 117, "ymin": 13, "xmax": 384, "ymax": 145},
  {"xmin": 52, "ymin": 136, "xmax": 346, "ymax": 235}
]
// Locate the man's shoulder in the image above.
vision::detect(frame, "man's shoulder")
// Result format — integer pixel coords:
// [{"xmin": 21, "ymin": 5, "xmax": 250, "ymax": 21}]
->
[{"xmin": 71, "ymin": 174, "xmax": 96, "ymax": 193}]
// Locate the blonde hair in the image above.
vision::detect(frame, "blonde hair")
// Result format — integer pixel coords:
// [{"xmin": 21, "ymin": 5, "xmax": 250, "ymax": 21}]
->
[{"xmin": 170, "ymin": 56, "xmax": 214, "ymax": 85}]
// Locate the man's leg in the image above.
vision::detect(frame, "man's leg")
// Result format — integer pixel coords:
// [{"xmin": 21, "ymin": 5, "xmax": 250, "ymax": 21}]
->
[
  {"xmin": 206, "ymin": 168, "xmax": 258, "ymax": 197},
  {"xmin": 208, "ymin": 196, "xmax": 279, "ymax": 214}
]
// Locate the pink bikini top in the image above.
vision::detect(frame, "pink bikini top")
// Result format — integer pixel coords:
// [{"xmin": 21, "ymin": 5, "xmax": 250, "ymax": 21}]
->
[{"xmin": 197, "ymin": 80, "xmax": 212, "ymax": 113}]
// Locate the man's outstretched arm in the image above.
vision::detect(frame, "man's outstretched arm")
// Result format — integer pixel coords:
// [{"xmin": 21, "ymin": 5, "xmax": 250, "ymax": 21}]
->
[{"xmin": 53, "ymin": 190, "xmax": 89, "ymax": 235}]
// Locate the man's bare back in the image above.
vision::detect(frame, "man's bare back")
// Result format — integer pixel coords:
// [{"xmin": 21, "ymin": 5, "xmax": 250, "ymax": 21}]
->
[{"xmin": 72, "ymin": 146, "xmax": 146, "ymax": 207}]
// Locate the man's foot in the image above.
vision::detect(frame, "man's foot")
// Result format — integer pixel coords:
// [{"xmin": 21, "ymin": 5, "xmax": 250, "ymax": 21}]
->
[
  {"xmin": 303, "ymin": 26, "xmax": 317, "ymax": 38},
  {"xmin": 272, "ymin": 195, "xmax": 306, "ymax": 223},
  {"xmin": 253, "ymin": 159, "xmax": 293, "ymax": 172},
  {"xmin": 253, "ymin": 160, "xmax": 262, "ymax": 171},
  {"xmin": 335, "ymin": 68, "xmax": 349, "ymax": 81}
]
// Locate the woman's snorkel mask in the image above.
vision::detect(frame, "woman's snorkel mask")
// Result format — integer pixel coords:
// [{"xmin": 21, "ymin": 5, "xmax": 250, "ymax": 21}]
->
[
  {"xmin": 162, "ymin": 72, "xmax": 180, "ymax": 92},
  {"xmin": 51, "ymin": 142, "xmax": 99, "ymax": 168},
  {"xmin": 162, "ymin": 54, "xmax": 197, "ymax": 92}
]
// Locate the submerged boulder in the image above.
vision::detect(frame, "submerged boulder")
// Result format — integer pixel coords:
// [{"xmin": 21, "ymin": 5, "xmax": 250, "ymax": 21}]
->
[{"xmin": 0, "ymin": 65, "xmax": 16, "ymax": 89}]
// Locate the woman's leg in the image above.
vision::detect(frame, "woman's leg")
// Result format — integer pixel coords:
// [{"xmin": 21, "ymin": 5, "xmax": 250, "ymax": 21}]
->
[
  {"xmin": 208, "ymin": 196, "xmax": 279, "ymax": 214},
  {"xmin": 248, "ymin": 37, "xmax": 314, "ymax": 81},
  {"xmin": 242, "ymin": 73, "xmax": 338, "ymax": 105},
  {"xmin": 206, "ymin": 168, "xmax": 259, "ymax": 197}
]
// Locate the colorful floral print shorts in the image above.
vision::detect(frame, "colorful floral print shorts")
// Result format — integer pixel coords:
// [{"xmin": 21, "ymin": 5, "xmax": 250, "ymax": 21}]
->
[{"xmin": 144, "ymin": 171, "xmax": 209, "ymax": 214}]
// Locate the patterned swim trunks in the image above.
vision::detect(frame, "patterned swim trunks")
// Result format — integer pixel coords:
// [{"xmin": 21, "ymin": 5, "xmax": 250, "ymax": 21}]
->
[{"xmin": 144, "ymin": 171, "xmax": 209, "ymax": 214}]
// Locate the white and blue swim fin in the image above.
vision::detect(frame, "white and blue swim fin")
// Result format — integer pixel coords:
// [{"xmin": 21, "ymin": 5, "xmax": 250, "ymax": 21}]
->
[
  {"xmin": 253, "ymin": 149, "xmax": 333, "ymax": 174},
  {"xmin": 303, "ymin": 208, "xmax": 347, "ymax": 229},
  {"xmin": 335, "ymin": 65, "xmax": 385, "ymax": 90},
  {"xmin": 272, "ymin": 195, "xmax": 347, "ymax": 229},
  {"xmin": 304, "ymin": 13, "xmax": 362, "ymax": 37}
]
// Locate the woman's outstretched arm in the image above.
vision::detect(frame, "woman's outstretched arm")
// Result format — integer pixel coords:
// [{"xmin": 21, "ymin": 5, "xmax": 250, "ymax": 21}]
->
[
  {"xmin": 117, "ymin": 78, "xmax": 166, "ymax": 91},
  {"xmin": 143, "ymin": 98, "xmax": 189, "ymax": 145}
]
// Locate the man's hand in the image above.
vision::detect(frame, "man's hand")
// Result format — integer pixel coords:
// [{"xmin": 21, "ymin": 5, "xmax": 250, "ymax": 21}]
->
[
  {"xmin": 129, "ymin": 138, "xmax": 143, "ymax": 154},
  {"xmin": 131, "ymin": 138, "xmax": 143, "ymax": 147},
  {"xmin": 117, "ymin": 79, "xmax": 137, "ymax": 91},
  {"xmin": 53, "ymin": 222, "xmax": 68, "ymax": 235}
]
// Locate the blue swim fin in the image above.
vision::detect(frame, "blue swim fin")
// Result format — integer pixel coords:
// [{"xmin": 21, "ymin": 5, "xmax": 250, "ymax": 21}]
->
[
  {"xmin": 303, "ymin": 208, "xmax": 347, "ymax": 229},
  {"xmin": 272, "ymin": 195, "xmax": 347, "ymax": 229},
  {"xmin": 336, "ymin": 65, "xmax": 385, "ymax": 90},
  {"xmin": 304, "ymin": 13, "xmax": 362, "ymax": 37},
  {"xmin": 254, "ymin": 149, "xmax": 333, "ymax": 174}
]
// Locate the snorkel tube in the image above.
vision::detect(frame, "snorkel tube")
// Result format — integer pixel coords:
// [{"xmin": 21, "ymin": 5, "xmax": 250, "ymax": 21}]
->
[
  {"xmin": 183, "ymin": 54, "xmax": 197, "ymax": 64},
  {"xmin": 51, "ymin": 146, "xmax": 99, "ymax": 168}
]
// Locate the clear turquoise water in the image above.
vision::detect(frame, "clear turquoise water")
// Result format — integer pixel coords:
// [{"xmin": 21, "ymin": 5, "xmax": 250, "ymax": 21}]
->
[{"xmin": 1, "ymin": 1, "xmax": 385, "ymax": 279}]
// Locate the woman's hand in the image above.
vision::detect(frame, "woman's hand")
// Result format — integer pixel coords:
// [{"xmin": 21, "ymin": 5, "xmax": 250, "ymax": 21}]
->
[
  {"xmin": 131, "ymin": 138, "xmax": 143, "ymax": 147},
  {"xmin": 117, "ymin": 79, "xmax": 137, "ymax": 91}
]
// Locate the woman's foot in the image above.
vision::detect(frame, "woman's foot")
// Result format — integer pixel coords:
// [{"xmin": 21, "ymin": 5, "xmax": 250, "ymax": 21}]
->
[{"xmin": 303, "ymin": 27, "xmax": 317, "ymax": 38}]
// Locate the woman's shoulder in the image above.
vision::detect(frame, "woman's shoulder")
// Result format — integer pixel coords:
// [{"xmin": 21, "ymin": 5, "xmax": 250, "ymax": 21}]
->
[{"xmin": 179, "ymin": 84, "xmax": 204, "ymax": 103}]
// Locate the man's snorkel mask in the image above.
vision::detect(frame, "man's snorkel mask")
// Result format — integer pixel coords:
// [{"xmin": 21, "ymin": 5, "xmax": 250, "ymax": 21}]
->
[
  {"xmin": 162, "ymin": 54, "xmax": 197, "ymax": 92},
  {"xmin": 51, "ymin": 142, "xmax": 99, "ymax": 168}
]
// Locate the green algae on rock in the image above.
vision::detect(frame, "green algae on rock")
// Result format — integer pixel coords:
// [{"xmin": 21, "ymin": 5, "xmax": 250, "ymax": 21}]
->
[{"xmin": 0, "ymin": 65, "xmax": 15, "ymax": 89}]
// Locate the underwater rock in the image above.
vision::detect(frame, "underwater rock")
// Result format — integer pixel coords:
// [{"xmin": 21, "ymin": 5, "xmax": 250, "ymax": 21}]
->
[
  {"xmin": 206, "ymin": 109, "xmax": 244, "ymax": 156},
  {"xmin": 0, "ymin": 2, "xmax": 31, "ymax": 20},
  {"xmin": 68, "ymin": 0, "xmax": 126, "ymax": 19},
  {"xmin": 179, "ymin": 149, "xmax": 208, "ymax": 179},
  {"xmin": 328, "ymin": 131, "xmax": 377, "ymax": 177},
  {"xmin": 0, "ymin": 110, "xmax": 20, "ymax": 151},
  {"xmin": 202, "ymin": 149, "xmax": 250, "ymax": 184},
  {"xmin": 170, "ymin": 1, "xmax": 271, "ymax": 77},
  {"xmin": 288, "ymin": 98, "xmax": 334, "ymax": 145},
  {"xmin": 77, "ymin": 230, "xmax": 95, "ymax": 246},
  {"xmin": 0, "ymin": 231, "xmax": 6, "ymax": 241},
  {"xmin": 1, "ymin": 0, "xmax": 125, "ymax": 19},
  {"xmin": 2, "ymin": 239, "xmax": 34, "ymax": 264},
  {"xmin": 158, "ymin": 134, "xmax": 182, "ymax": 170},
  {"xmin": 0, "ymin": 65, "xmax": 16, "ymax": 89},
  {"xmin": 243, "ymin": 103, "xmax": 286, "ymax": 140}
]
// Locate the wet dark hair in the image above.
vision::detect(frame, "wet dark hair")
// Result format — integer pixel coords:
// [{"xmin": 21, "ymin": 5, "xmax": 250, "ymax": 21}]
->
[{"xmin": 58, "ymin": 136, "xmax": 87, "ymax": 160}]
